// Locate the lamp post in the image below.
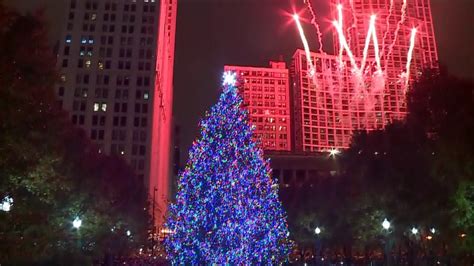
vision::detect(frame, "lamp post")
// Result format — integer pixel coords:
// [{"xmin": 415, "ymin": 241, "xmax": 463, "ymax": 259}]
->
[
  {"xmin": 72, "ymin": 217, "xmax": 82, "ymax": 229},
  {"xmin": 72, "ymin": 216, "xmax": 82, "ymax": 251},
  {"xmin": 314, "ymin": 227, "xmax": 322, "ymax": 265},
  {"xmin": 381, "ymin": 218, "xmax": 392, "ymax": 266},
  {"xmin": 1, "ymin": 196, "xmax": 13, "ymax": 212}
]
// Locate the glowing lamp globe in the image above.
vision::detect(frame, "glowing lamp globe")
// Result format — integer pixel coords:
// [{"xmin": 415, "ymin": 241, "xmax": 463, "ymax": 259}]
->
[
  {"xmin": 72, "ymin": 217, "xmax": 82, "ymax": 229},
  {"xmin": 382, "ymin": 218, "xmax": 390, "ymax": 230},
  {"xmin": 411, "ymin": 227, "xmax": 418, "ymax": 235},
  {"xmin": 1, "ymin": 196, "xmax": 13, "ymax": 212},
  {"xmin": 314, "ymin": 227, "xmax": 321, "ymax": 235}
]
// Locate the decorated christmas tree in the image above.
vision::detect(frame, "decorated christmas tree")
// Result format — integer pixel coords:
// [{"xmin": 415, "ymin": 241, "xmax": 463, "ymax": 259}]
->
[{"xmin": 165, "ymin": 72, "xmax": 291, "ymax": 264}]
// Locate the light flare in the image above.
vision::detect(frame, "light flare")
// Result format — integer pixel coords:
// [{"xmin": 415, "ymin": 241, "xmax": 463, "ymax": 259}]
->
[
  {"xmin": 403, "ymin": 27, "xmax": 417, "ymax": 89},
  {"xmin": 332, "ymin": 7, "xmax": 359, "ymax": 71},
  {"xmin": 370, "ymin": 15, "xmax": 382, "ymax": 71},
  {"xmin": 294, "ymin": 14, "xmax": 317, "ymax": 80},
  {"xmin": 360, "ymin": 15, "xmax": 375, "ymax": 71},
  {"xmin": 337, "ymin": 4, "xmax": 344, "ymax": 65}
]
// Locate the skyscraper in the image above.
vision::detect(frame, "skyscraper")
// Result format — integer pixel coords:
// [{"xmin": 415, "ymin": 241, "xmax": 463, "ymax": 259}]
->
[
  {"xmin": 224, "ymin": 62, "xmax": 291, "ymax": 151},
  {"xmin": 291, "ymin": 0, "xmax": 438, "ymax": 151},
  {"xmin": 54, "ymin": 0, "xmax": 177, "ymax": 225},
  {"xmin": 331, "ymin": 0, "xmax": 438, "ymax": 120},
  {"xmin": 150, "ymin": 0, "xmax": 177, "ymax": 225},
  {"xmin": 291, "ymin": 49, "xmax": 380, "ymax": 151}
]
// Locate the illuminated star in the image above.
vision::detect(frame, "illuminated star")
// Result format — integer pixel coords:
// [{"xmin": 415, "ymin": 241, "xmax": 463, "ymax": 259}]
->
[{"xmin": 222, "ymin": 71, "xmax": 237, "ymax": 86}]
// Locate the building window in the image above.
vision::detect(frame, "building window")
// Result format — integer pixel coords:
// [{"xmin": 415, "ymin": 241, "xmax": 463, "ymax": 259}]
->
[
  {"xmin": 64, "ymin": 46, "xmax": 70, "ymax": 55},
  {"xmin": 94, "ymin": 102, "xmax": 107, "ymax": 112}
]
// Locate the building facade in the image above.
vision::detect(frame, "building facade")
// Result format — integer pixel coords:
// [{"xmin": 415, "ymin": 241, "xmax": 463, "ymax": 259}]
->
[
  {"xmin": 266, "ymin": 151, "xmax": 339, "ymax": 188},
  {"xmin": 224, "ymin": 62, "xmax": 291, "ymax": 151},
  {"xmin": 292, "ymin": 0, "xmax": 438, "ymax": 151},
  {"xmin": 54, "ymin": 0, "xmax": 177, "ymax": 224},
  {"xmin": 149, "ymin": 0, "xmax": 177, "ymax": 224},
  {"xmin": 331, "ymin": 0, "xmax": 438, "ymax": 121},
  {"xmin": 291, "ymin": 49, "xmax": 381, "ymax": 151}
]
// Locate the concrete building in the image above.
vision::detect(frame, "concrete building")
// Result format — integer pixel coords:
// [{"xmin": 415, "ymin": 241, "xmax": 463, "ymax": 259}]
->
[
  {"xmin": 54, "ymin": 0, "xmax": 177, "ymax": 225},
  {"xmin": 266, "ymin": 151, "xmax": 339, "ymax": 188},
  {"xmin": 224, "ymin": 62, "xmax": 291, "ymax": 151}
]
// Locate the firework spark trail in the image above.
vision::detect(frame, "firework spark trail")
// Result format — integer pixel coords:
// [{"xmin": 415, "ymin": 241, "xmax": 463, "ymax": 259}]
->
[
  {"xmin": 370, "ymin": 15, "xmax": 382, "ymax": 71},
  {"xmin": 333, "ymin": 17, "xmax": 366, "ymax": 100},
  {"xmin": 381, "ymin": 0, "xmax": 395, "ymax": 58},
  {"xmin": 332, "ymin": 22, "xmax": 358, "ymax": 70},
  {"xmin": 403, "ymin": 28, "xmax": 417, "ymax": 90},
  {"xmin": 304, "ymin": 0, "xmax": 324, "ymax": 53},
  {"xmin": 386, "ymin": 0, "xmax": 408, "ymax": 63},
  {"xmin": 360, "ymin": 15, "xmax": 375, "ymax": 72},
  {"xmin": 337, "ymin": 4, "xmax": 344, "ymax": 66},
  {"xmin": 294, "ymin": 14, "xmax": 317, "ymax": 83},
  {"xmin": 347, "ymin": 0, "xmax": 358, "ymax": 46}
]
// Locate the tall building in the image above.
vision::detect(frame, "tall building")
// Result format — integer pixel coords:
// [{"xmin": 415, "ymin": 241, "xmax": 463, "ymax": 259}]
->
[
  {"xmin": 224, "ymin": 62, "xmax": 291, "ymax": 151},
  {"xmin": 331, "ymin": 0, "xmax": 438, "ymax": 120},
  {"xmin": 292, "ymin": 0, "xmax": 438, "ymax": 151},
  {"xmin": 149, "ymin": 0, "xmax": 177, "ymax": 225},
  {"xmin": 291, "ymin": 49, "xmax": 381, "ymax": 151},
  {"xmin": 54, "ymin": 0, "xmax": 177, "ymax": 225}
]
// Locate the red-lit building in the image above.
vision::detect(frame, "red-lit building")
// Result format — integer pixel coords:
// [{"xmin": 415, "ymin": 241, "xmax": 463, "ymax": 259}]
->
[
  {"xmin": 291, "ymin": 50, "xmax": 381, "ymax": 151},
  {"xmin": 150, "ymin": 0, "xmax": 177, "ymax": 226},
  {"xmin": 54, "ymin": 0, "xmax": 177, "ymax": 227},
  {"xmin": 224, "ymin": 62, "xmax": 291, "ymax": 151},
  {"xmin": 331, "ymin": 0, "xmax": 438, "ymax": 121},
  {"xmin": 291, "ymin": 0, "xmax": 438, "ymax": 151}
]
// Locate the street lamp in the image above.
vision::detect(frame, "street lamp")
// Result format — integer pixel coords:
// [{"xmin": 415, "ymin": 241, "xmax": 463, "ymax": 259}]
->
[
  {"xmin": 382, "ymin": 218, "xmax": 391, "ymax": 230},
  {"xmin": 1, "ymin": 196, "xmax": 13, "ymax": 212},
  {"xmin": 315, "ymin": 227, "xmax": 321, "ymax": 235},
  {"xmin": 314, "ymin": 226, "xmax": 322, "ymax": 263},
  {"xmin": 329, "ymin": 148, "xmax": 341, "ymax": 157},
  {"xmin": 72, "ymin": 217, "xmax": 82, "ymax": 229},
  {"xmin": 126, "ymin": 230, "xmax": 131, "ymax": 237},
  {"xmin": 411, "ymin": 227, "xmax": 418, "ymax": 235},
  {"xmin": 381, "ymin": 218, "xmax": 392, "ymax": 265},
  {"xmin": 430, "ymin": 227, "xmax": 436, "ymax": 234}
]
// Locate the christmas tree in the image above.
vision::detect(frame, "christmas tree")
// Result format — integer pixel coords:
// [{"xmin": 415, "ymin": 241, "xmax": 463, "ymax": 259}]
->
[{"xmin": 165, "ymin": 72, "xmax": 291, "ymax": 264}]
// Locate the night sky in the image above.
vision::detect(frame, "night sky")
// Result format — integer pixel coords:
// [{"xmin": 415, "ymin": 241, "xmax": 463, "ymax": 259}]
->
[{"xmin": 6, "ymin": 0, "xmax": 474, "ymax": 155}]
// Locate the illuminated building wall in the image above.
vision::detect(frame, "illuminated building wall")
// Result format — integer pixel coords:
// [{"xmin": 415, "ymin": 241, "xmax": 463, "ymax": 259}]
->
[
  {"xmin": 291, "ymin": 49, "xmax": 381, "ymax": 151},
  {"xmin": 55, "ymin": 0, "xmax": 162, "ymax": 184},
  {"xmin": 54, "ymin": 0, "xmax": 177, "ymax": 226},
  {"xmin": 331, "ymin": 0, "xmax": 438, "ymax": 121},
  {"xmin": 150, "ymin": 0, "xmax": 177, "ymax": 226},
  {"xmin": 224, "ymin": 62, "xmax": 291, "ymax": 151}
]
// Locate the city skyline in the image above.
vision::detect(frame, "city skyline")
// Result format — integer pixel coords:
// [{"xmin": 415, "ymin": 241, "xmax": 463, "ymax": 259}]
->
[
  {"xmin": 1, "ymin": 0, "xmax": 473, "ymax": 263},
  {"xmin": 5, "ymin": 0, "xmax": 473, "ymax": 156}
]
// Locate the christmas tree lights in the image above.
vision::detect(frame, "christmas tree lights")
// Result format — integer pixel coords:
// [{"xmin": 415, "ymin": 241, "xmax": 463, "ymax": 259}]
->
[{"xmin": 164, "ymin": 72, "xmax": 291, "ymax": 264}]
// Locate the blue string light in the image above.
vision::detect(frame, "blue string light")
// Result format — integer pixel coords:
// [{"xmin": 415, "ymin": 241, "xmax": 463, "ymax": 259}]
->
[{"xmin": 164, "ymin": 72, "xmax": 291, "ymax": 264}]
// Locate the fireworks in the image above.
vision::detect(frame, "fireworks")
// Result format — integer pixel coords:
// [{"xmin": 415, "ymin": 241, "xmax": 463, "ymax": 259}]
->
[{"xmin": 295, "ymin": 0, "xmax": 418, "ymax": 93}]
